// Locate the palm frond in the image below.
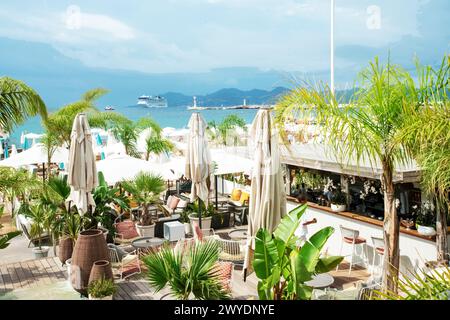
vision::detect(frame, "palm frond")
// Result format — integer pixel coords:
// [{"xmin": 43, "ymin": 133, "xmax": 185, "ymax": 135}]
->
[{"xmin": 0, "ymin": 77, "xmax": 47, "ymax": 132}]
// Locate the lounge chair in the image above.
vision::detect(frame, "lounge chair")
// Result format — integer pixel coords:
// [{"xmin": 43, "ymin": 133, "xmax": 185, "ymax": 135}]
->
[
  {"xmin": 108, "ymin": 244, "xmax": 141, "ymax": 280},
  {"xmin": 215, "ymin": 237, "xmax": 246, "ymax": 266},
  {"xmin": 17, "ymin": 213, "xmax": 50, "ymax": 248},
  {"xmin": 113, "ymin": 219, "xmax": 141, "ymax": 245}
]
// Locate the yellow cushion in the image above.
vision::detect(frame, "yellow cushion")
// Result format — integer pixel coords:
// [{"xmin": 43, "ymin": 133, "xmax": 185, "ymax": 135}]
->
[
  {"xmin": 231, "ymin": 189, "xmax": 242, "ymax": 201},
  {"xmin": 239, "ymin": 192, "xmax": 249, "ymax": 204}
]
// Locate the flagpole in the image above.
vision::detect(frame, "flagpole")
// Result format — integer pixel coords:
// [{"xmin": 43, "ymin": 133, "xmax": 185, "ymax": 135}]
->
[{"xmin": 330, "ymin": 0, "xmax": 335, "ymax": 95}]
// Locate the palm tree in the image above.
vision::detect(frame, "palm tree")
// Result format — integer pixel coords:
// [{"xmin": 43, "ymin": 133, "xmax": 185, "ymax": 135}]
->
[
  {"xmin": 144, "ymin": 136, "xmax": 174, "ymax": 161},
  {"xmin": 111, "ymin": 116, "xmax": 166, "ymax": 159},
  {"xmin": 0, "ymin": 167, "xmax": 41, "ymax": 216},
  {"xmin": 0, "ymin": 77, "xmax": 47, "ymax": 133},
  {"xmin": 207, "ymin": 115, "xmax": 247, "ymax": 146},
  {"xmin": 121, "ymin": 172, "xmax": 166, "ymax": 226},
  {"xmin": 275, "ymin": 57, "xmax": 418, "ymax": 293},
  {"xmin": 373, "ymin": 266, "xmax": 450, "ymax": 300},
  {"xmin": 143, "ymin": 240, "xmax": 231, "ymax": 300},
  {"xmin": 111, "ymin": 119, "xmax": 139, "ymax": 157},
  {"xmin": 399, "ymin": 56, "xmax": 450, "ymax": 262},
  {"xmin": 41, "ymin": 132, "xmax": 60, "ymax": 179},
  {"xmin": 44, "ymin": 88, "xmax": 129, "ymax": 148}
]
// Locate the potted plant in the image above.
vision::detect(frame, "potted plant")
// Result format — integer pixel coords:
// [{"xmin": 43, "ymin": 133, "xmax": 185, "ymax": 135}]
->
[
  {"xmin": 87, "ymin": 277, "xmax": 117, "ymax": 300},
  {"xmin": 93, "ymin": 172, "xmax": 129, "ymax": 242},
  {"xmin": 121, "ymin": 172, "xmax": 166, "ymax": 237},
  {"xmin": 23, "ymin": 203, "xmax": 50, "ymax": 259},
  {"xmin": 179, "ymin": 208, "xmax": 191, "ymax": 235},
  {"xmin": 143, "ymin": 241, "xmax": 230, "ymax": 300},
  {"xmin": 414, "ymin": 201, "xmax": 436, "ymax": 236},
  {"xmin": 330, "ymin": 188, "xmax": 347, "ymax": 212},
  {"xmin": 187, "ymin": 199, "xmax": 214, "ymax": 231}
]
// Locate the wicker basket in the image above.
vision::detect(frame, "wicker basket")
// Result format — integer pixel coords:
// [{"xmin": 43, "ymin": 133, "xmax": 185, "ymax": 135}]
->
[
  {"xmin": 70, "ymin": 229, "xmax": 110, "ymax": 295},
  {"xmin": 58, "ymin": 237, "xmax": 73, "ymax": 266},
  {"xmin": 88, "ymin": 260, "xmax": 113, "ymax": 285}
]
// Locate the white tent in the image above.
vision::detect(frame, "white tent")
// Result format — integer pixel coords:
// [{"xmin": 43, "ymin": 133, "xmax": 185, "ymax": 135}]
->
[
  {"xmin": 23, "ymin": 133, "xmax": 44, "ymax": 146},
  {"xmin": 0, "ymin": 143, "xmax": 69, "ymax": 168},
  {"xmin": 210, "ymin": 149, "xmax": 253, "ymax": 176},
  {"xmin": 96, "ymin": 155, "xmax": 180, "ymax": 185}
]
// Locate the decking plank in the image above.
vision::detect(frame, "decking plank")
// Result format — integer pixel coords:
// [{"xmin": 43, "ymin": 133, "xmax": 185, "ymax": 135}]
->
[
  {"xmin": 6, "ymin": 264, "xmax": 22, "ymax": 289},
  {"xmin": 47, "ymin": 257, "xmax": 66, "ymax": 280},
  {"xmin": 0, "ymin": 265, "xmax": 13, "ymax": 292},
  {"xmin": 19, "ymin": 261, "xmax": 37, "ymax": 288}
]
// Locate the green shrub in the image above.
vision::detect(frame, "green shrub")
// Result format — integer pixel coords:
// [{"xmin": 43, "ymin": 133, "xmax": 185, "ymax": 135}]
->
[{"xmin": 88, "ymin": 278, "xmax": 117, "ymax": 298}]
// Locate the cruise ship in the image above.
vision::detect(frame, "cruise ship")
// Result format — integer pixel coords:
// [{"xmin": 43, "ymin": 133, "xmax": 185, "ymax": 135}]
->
[{"xmin": 137, "ymin": 95, "xmax": 168, "ymax": 108}]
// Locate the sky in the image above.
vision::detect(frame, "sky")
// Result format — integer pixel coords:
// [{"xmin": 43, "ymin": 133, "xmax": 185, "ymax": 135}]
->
[{"xmin": 0, "ymin": 0, "xmax": 448, "ymax": 82}]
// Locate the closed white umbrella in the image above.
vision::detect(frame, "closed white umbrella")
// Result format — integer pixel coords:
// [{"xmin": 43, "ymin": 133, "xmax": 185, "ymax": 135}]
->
[
  {"xmin": 185, "ymin": 113, "xmax": 212, "ymax": 228},
  {"xmin": 66, "ymin": 113, "xmax": 98, "ymax": 215},
  {"xmin": 243, "ymin": 109, "xmax": 286, "ymax": 279},
  {"xmin": 10, "ymin": 144, "xmax": 17, "ymax": 157}
]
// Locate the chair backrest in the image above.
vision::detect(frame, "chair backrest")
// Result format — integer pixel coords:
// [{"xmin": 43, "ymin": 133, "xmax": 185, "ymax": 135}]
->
[
  {"xmin": 340, "ymin": 225, "xmax": 359, "ymax": 240},
  {"xmin": 114, "ymin": 220, "xmax": 139, "ymax": 239},
  {"xmin": 177, "ymin": 199, "xmax": 189, "ymax": 209},
  {"xmin": 356, "ymin": 281, "xmax": 381, "ymax": 300},
  {"xmin": 108, "ymin": 247, "xmax": 120, "ymax": 263},
  {"xmin": 212, "ymin": 261, "xmax": 234, "ymax": 291},
  {"xmin": 166, "ymin": 195, "xmax": 173, "ymax": 206},
  {"xmin": 371, "ymin": 236, "xmax": 384, "ymax": 249},
  {"xmin": 216, "ymin": 238, "xmax": 246, "ymax": 261}
]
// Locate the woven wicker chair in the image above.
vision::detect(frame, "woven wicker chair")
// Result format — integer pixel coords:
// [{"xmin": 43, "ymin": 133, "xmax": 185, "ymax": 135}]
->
[
  {"xmin": 108, "ymin": 245, "xmax": 141, "ymax": 280},
  {"xmin": 215, "ymin": 238, "xmax": 246, "ymax": 266}
]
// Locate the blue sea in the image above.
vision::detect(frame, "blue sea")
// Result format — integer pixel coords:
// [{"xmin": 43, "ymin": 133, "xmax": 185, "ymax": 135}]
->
[{"xmin": 10, "ymin": 105, "xmax": 259, "ymax": 145}]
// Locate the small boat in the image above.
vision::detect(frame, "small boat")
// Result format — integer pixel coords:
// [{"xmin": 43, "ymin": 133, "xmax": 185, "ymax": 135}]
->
[{"xmin": 104, "ymin": 106, "xmax": 115, "ymax": 111}]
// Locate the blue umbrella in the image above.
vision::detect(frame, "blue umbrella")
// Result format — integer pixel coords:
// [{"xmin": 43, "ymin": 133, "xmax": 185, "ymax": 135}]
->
[
  {"xmin": 4, "ymin": 145, "xmax": 9, "ymax": 159},
  {"xmin": 100, "ymin": 151, "xmax": 105, "ymax": 160},
  {"xmin": 23, "ymin": 138, "xmax": 29, "ymax": 150},
  {"xmin": 96, "ymin": 134, "xmax": 103, "ymax": 146}
]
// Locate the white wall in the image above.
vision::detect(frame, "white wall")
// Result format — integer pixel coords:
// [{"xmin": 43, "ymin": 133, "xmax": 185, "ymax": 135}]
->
[{"xmin": 287, "ymin": 201, "xmax": 443, "ymax": 274}]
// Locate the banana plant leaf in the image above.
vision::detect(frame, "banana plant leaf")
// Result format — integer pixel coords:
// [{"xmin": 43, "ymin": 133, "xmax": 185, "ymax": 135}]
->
[
  {"xmin": 254, "ymin": 228, "xmax": 279, "ymax": 280},
  {"xmin": 273, "ymin": 203, "xmax": 307, "ymax": 250},
  {"xmin": 315, "ymin": 256, "xmax": 344, "ymax": 273},
  {"xmin": 296, "ymin": 226, "xmax": 334, "ymax": 273}
]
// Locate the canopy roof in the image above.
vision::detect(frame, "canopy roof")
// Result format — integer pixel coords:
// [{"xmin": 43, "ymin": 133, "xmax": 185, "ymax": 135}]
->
[{"xmin": 280, "ymin": 143, "xmax": 420, "ymax": 183}]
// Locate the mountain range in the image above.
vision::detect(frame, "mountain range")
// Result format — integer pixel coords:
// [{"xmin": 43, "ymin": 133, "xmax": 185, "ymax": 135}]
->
[{"xmin": 161, "ymin": 87, "xmax": 289, "ymax": 107}]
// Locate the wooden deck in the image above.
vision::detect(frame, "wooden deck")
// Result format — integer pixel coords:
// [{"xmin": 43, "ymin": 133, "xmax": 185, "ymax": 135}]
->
[{"xmin": 0, "ymin": 256, "xmax": 369, "ymax": 300}]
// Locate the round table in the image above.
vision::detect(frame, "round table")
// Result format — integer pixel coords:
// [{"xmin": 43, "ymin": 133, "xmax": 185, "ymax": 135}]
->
[
  {"xmin": 132, "ymin": 237, "xmax": 165, "ymax": 255},
  {"xmin": 304, "ymin": 273, "xmax": 334, "ymax": 289},
  {"xmin": 228, "ymin": 229, "xmax": 248, "ymax": 240}
]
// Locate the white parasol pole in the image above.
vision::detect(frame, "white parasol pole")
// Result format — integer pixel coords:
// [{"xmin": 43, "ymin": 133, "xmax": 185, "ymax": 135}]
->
[{"xmin": 330, "ymin": 0, "xmax": 335, "ymax": 95}]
